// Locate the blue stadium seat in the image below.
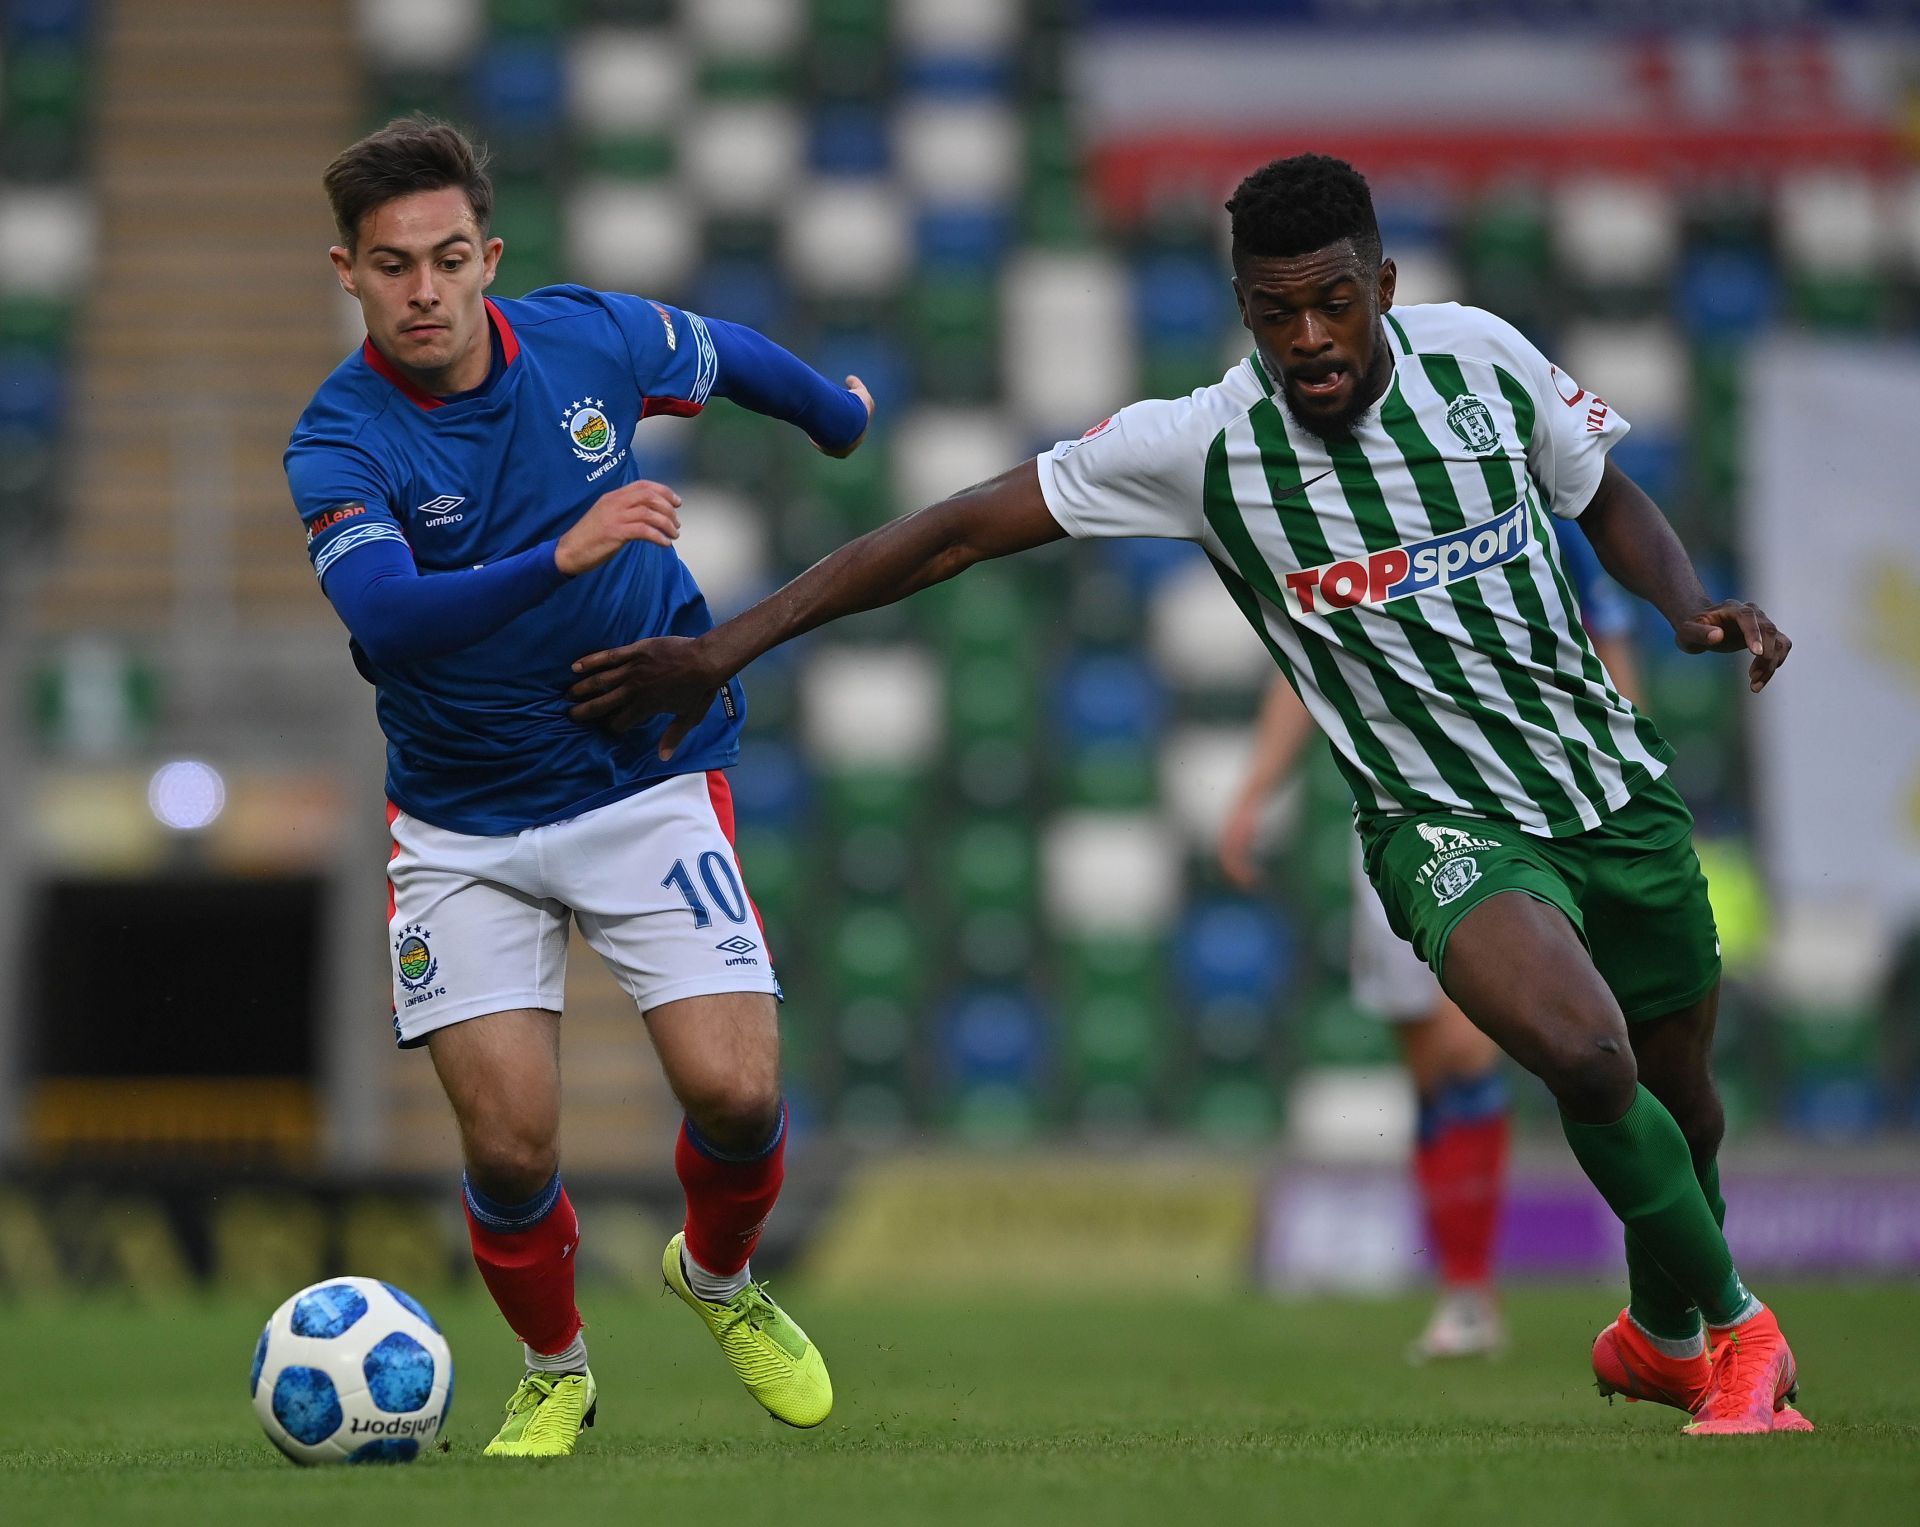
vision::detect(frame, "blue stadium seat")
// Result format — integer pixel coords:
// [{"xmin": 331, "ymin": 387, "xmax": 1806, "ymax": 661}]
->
[
  {"xmin": 725, "ymin": 741, "xmax": 810, "ymax": 831},
  {"xmin": 5, "ymin": 0, "xmax": 91, "ymax": 44},
  {"xmin": 808, "ymin": 103, "xmax": 891, "ymax": 175},
  {"xmin": 1096, "ymin": 536, "xmax": 1201, "ymax": 595},
  {"xmin": 1675, "ymin": 247, "xmax": 1778, "ymax": 341},
  {"xmin": 900, "ymin": 54, "xmax": 1010, "ymax": 96},
  {"xmin": 689, "ymin": 258, "xmax": 786, "ymax": 337},
  {"xmin": 1606, "ymin": 431, "xmax": 1684, "ymax": 505},
  {"xmin": 807, "ymin": 328, "xmax": 911, "ymax": 416},
  {"xmin": 1174, "ymin": 899, "xmax": 1295, "ymax": 1007},
  {"xmin": 917, "ymin": 206, "xmax": 1012, "ymax": 271},
  {"xmin": 1133, "ymin": 251, "xmax": 1220, "ymax": 348},
  {"xmin": 939, "ymin": 988, "xmax": 1049, "ymax": 1087},
  {"xmin": 471, "ymin": 39, "xmax": 565, "ymax": 132},
  {"xmin": 1055, "ymin": 651, "xmax": 1164, "ymax": 749},
  {"xmin": 0, "ymin": 349, "xmax": 63, "ymax": 435},
  {"xmin": 1784, "ymin": 1074, "xmax": 1884, "ymax": 1143}
]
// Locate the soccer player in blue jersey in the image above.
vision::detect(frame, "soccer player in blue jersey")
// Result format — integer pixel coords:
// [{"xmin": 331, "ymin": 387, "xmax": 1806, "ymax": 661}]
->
[
  {"xmin": 1217, "ymin": 520, "xmax": 1644, "ymax": 1363},
  {"xmin": 285, "ymin": 117, "xmax": 869, "ymax": 1456}
]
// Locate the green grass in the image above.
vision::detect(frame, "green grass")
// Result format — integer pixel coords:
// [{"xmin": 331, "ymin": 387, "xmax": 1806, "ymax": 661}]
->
[{"xmin": 1, "ymin": 1283, "xmax": 1915, "ymax": 1525}]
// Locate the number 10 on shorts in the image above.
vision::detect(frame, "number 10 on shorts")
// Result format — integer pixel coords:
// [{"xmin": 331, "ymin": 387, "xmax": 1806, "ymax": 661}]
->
[{"xmin": 662, "ymin": 853, "xmax": 749, "ymax": 929}]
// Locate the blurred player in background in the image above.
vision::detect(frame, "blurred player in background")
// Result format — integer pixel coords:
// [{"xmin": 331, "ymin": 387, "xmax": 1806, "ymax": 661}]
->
[
  {"xmin": 572, "ymin": 154, "xmax": 1812, "ymax": 1436},
  {"xmin": 1217, "ymin": 522, "xmax": 1645, "ymax": 1363},
  {"xmin": 284, "ymin": 117, "xmax": 870, "ymax": 1456}
]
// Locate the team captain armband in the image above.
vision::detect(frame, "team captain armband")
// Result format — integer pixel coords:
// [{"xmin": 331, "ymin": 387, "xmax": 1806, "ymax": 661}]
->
[{"xmin": 308, "ymin": 502, "xmax": 409, "ymax": 582}]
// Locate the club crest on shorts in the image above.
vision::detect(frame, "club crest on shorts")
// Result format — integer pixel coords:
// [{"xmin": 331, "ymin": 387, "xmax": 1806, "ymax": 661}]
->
[
  {"xmin": 1446, "ymin": 394, "xmax": 1500, "ymax": 454},
  {"xmin": 562, "ymin": 397, "xmax": 616, "ymax": 461},
  {"xmin": 1431, "ymin": 856, "xmax": 1482, "ymax": 905},
  {"xmin": 394, "ymin": 925, "xmax": 439, "ymax": 991}
]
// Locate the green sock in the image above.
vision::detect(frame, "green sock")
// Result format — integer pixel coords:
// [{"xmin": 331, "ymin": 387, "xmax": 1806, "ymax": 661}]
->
[
  {"xmin": 1562, "ymin": 1087, "xmax": 1753, "ymax": 1328},
  {"xmin": 1624, "ymin": 1157, "xmax": 1726, "ymax": 1341}
]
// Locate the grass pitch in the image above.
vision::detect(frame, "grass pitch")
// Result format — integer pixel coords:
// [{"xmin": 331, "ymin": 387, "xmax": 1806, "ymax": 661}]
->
[{"xmin": 1, "ymin": 1282, "xmax": 1914, "ymax": 1526}]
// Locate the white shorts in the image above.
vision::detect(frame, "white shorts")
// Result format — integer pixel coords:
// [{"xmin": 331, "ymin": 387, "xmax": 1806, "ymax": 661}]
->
[
  {"xmin": 1348, "ymin": 838, "xmax": 1443, "ymax": 1023},
  {"xmin": 384, "ymin": 770, "xmax": 779, "ymax": 1047}
]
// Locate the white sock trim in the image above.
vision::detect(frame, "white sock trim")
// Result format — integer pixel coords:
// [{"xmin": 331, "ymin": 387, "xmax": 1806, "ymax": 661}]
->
[
  {"xmin": 1628, "ymin": 1312, "xmax": 1706, "ymax": 1359},
  {"xmin": 524, "ymin": 1331, "xmax": 589, "ymax": 1375},
  {"xmin": 682, "ymin": 1247, "xmax": 751, "ymax": 1303}
]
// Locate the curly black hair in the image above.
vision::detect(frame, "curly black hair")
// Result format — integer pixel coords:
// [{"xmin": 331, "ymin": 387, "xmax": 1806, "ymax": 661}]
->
[{"xmin": 1226, "ymin": 154, "xmax": 1381, "ymax": 271}]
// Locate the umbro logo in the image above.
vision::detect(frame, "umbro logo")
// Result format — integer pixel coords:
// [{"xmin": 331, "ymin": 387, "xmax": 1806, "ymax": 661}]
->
[
  {"xmin": 416, "ymin": 494, "xmax": 467, "ymax": 526},
  {"xmin": 715, "ymin": 936, "xmax": 759, "ymax": 956}
]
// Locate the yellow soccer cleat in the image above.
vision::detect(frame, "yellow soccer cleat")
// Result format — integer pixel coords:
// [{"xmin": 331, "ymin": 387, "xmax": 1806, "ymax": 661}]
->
[
  {"xmin": 662, "ymin": 1231, "xmax": 833, "ymax": 1428},
  {"xmin": 482, "ymin": 1369, "xmax": 597, "ymax": 1457}
]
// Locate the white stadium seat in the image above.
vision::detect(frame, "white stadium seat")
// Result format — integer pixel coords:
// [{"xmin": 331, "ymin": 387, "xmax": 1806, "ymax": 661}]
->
[
  {"xmin": 890, "ymin": 407, "xmax": 1021, "ymax": 517},
  {"xmin": 664, "ymin": 486, "xmax": 770, "ymax": 617},
  {"xmin": 1147, "ymin": 559, "xmax": 1273, "ymax": 690},
  {"xmin": 678, "ymin": 100, "xmax": 802, "ymax": 215},
  {"xmin": 783, "ymin": 178, "xmax": 910, "ymax": 296},
  {"xmin": 895, "ymin": 100, "xmax": 1021, "ymax": 206},
  {"xmin": 567, "ymin": 28, "xmax": 690, "ymax": 135},
  {"xmin": 1561, "ymin": 320, "xmax": 1689, "ymax": 433},
  {"xmin": 1552, "ymin": 177, "xmax": 1679, "ymax": 287},
  {"xmin": 353, "ymin": 0, "xmax": 482, "ymax": 71},
  {"xmin": 1001, "ymin": 250, "xmax": 1137, "ymax": 438},
  {"xmin": 567, "ymin": 180, "xmax": 699, "ymax": 292},
  {"xmin": 801, "ymin": 645, "xmax": 944, "ymax": 770},
  {"xmin": 0, "ymin": 187, "xmax": 95, "ymax": 297},
  {"xmin": 684, "ymin": 0, "xmax": 806, "ymax": 60},
  {"xmin": 895, "ymin": 0, "xmax": 1023, "ymax": 56},
  {"xmin": 1776, "ymin": 171, "xmax": 1884, "ymax": 276},
  {"xmin": 1043, "ymin": 811, "xmax": 1182, "ymax": 935}
]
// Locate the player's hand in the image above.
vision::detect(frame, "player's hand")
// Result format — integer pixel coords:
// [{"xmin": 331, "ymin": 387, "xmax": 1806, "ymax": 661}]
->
[
  {"xmin": 567, "ymin": 633, "xmax": 725, "ymax": 752},
  {"xmin": 1673, "ymin": 599, "xmax": 1792, "ymax": 692},
  {"xmin": 1217, "ymin": 795, "xmax": 1265, "ymax": 890},
  {"xmin": 810, "ymin": 375, "xmax": 874, "ymax": 459},
  {"xmin": 553, "ymin": 480, "xmax": 682, "ymax": 577}
]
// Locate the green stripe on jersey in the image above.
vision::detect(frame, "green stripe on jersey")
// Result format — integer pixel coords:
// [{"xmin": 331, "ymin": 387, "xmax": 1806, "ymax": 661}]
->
[
  {"xmin": 1247, "ymin": 399, "xmax": 1506, "ymax": 817},
  {"xmin": 1185, "ymin": 323, "xmax": 1668, "ymax": 835}
]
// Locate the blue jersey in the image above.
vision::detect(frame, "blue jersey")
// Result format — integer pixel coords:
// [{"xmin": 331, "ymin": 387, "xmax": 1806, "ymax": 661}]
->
[{"xmin": 287, "ymin": 286, "xmax": 747, "ymax": 835}]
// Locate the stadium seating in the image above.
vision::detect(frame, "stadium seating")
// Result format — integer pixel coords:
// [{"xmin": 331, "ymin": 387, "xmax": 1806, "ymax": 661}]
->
[{"xmin": 12, "ymin": 1, "xmax": 1900, "ymax": 1154}]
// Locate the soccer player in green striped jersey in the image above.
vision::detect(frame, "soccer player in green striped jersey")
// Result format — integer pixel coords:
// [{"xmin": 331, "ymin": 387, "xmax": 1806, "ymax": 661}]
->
[{"xmin": 566, "ymin": 155, "xmax": 1805, "ymax": 1435}]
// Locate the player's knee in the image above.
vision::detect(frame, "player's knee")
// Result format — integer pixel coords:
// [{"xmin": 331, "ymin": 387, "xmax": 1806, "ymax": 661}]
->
[
  {"xmin": 463, "ymin": 1126, "xmax": 560, "ymax": 1204},
  {"xmin": 682, "ymin": 1076, "xmax": 782, "ymax": 1156},
  {"xmin": 1539, "ymin": 1023, "xmax": 1638, "ymax": 1120}
]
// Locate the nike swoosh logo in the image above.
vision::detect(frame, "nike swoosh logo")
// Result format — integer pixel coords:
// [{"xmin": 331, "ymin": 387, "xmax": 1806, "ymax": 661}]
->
[{"xmin": 1273, "ymin": 469, "xmax": 1334, "ymax": 503}]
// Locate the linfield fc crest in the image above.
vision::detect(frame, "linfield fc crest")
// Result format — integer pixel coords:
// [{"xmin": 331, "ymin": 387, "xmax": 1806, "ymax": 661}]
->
[
  {"xmin": 394, "ymin": 925, "xmax": 439, "ymax": 991},
  {"xmin": 563, "ymin": 397, "xmax": 616, "ymax": 461},
  {"xmin": 1445, "ymin": 394, "xmax": 1500, "ymax": 454}
]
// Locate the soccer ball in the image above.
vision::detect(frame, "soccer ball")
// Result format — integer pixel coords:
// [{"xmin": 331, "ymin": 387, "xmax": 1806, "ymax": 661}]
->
[{"xmin": 249, "ymin": 1276, "xmax": 454, "ymax": 1464}]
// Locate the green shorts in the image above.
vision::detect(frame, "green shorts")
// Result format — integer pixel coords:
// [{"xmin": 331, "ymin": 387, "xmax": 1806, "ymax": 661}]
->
[{"xmin": 1358, "ymin": 773, "xmax": 1721, "ymax": 1024}]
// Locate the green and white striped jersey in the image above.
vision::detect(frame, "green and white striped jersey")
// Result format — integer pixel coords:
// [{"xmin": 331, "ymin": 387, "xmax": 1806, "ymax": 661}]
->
[{"xmin": 1036, "ymin": 302, "xmax": 1672, "ymax": 838}]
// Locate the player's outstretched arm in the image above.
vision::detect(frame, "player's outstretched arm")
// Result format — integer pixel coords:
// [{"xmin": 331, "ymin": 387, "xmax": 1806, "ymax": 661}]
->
[
  {"xmin": 1577, "ymin": 458, "xmax": 1791, "ymax": 692},
  {"xmin": 567, "ymin": 459, "xmax": 1065, "ymax": 748},
  {"xmin": 702, "ymin": 317, "xmax": 873, "ymax": 456}
]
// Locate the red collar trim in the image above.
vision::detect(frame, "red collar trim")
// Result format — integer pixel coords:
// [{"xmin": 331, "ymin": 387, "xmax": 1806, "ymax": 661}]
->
[
  {"xmin": 486, "ymin": 298, "xmax": 520, "ymax": 365},
  {"xmin": 361, "ymin": 301, "xmax": 519, "ymax": 410}
]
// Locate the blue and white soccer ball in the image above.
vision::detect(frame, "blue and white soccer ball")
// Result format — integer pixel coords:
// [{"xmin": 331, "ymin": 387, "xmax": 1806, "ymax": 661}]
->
[{"xmin": 249, "ymin": 1276, "xmax": 454, "ymax": 1464}]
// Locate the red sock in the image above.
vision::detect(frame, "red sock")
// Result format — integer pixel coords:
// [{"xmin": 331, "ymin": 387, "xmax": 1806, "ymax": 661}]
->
[
  {"xmin": 1414, "ymin": 1105, "xmax": 1509, "ymax": 1289},
  {"xmin": 463, "ymin": 1176, "xmax": 582, "ymax": 1356},
  {"xmin": 676, "ymin": 1105, "xmax": 786, "ymax": 1277}
]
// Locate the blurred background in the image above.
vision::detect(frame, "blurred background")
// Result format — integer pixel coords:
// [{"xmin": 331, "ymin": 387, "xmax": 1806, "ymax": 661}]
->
[{"xmin": 0, "ymin": 0, "xmax": 1916, "ymax": 1300}]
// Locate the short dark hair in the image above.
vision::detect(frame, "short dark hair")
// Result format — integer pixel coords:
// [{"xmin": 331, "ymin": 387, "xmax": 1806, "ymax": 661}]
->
[
  {"xmin": 323, "ymin": 115, "xmax": 493, "ymax": 248},
  {"xmin": 1226, "ymin": 154, "xmax": 1381, "ymax": 272}
]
